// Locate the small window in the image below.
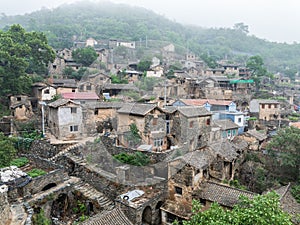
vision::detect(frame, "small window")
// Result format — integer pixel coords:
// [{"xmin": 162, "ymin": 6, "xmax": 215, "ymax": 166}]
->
[
  {"xmin": 262, "ymin": 104, "xmax": 265, "ymax": 109},
  {"xmin": 44, "ymin": 89, "xmax": 50, "ymax": 94},
  {"xmin": 94, "ymin": 109, "xmax": 98, "ymax": 115},
  {"xmin": 189, "ymin": 121, "xmax": 194, "ymax": 128},
  {"xmin": 86, "ymin": 85, "xmax": 92, "ymax": 90},
  {"xmin": 71, "ymin": 107, "xmax": 77, "ymax": 114},
  {"xmin": 222, "ymin": 131, "xmax": 227, "ymax": 138},
  {"xmin": 70, "ymin": 125, "xmax": 79, "ymax": 132},
  {"xmin": 206, "ymin": 118, "xmax": 211, "ymax": 125},
  {"xmin": 232, "ymin": 129, "xmax": 236, "ymax": 135},
  {"xmin": 72, "ymin": 89, "xmax": 76, "ymax": 93},
  {"xmin": 154, "ymin": 138, "xmax": 163, "ymax": 147},
  {"xmin": 153, "ymin": 118, "xmax": 158, "ymax": 125},
  {"xmin": 238, "ymin": 118, "xmax": 242, "ymax": 123},
  {"xmin": 268, "ymin": 104, "xmax": 271, "ymax": 109},
  {"xmin": 175, "ymin": 186, "xmax": 182, "ymax": 195},
  {"xmin": 17, "ymin": 97, "xmax": 21, "ymax": 101}
]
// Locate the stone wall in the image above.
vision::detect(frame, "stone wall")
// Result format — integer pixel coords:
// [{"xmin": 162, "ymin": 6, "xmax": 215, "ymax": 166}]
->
[
  {"xmin": 100, "ymin": 136, "xmax": 170, "ymax": 163},
  {"xmin": 29, "ymin": 139, "xmax": 72, "ymax": 158},
  {"xmin": 23, "ymin": 169, "xmax": 65, "ymax": 196},
  {"xmin": 116, "ymin": 191, "xmax": 166, "ymax": 225},
  {"xmin": 0, "ymin": 185, "xmax": 11, "ymax": 225}
]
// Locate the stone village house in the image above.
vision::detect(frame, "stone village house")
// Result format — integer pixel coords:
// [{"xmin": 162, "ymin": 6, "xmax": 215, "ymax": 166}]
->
[
  {"xmin": 161, "ymin": 138, "xmax": 247, "ymax": 224},
  {"xmin": 9, "ymin": 95, "xmax": 34, "ymax": 121},
  {"xmin": 117, "ymin": 103, "xmax": 169, "ymax": 151},
  {"xmin": 249, "ymin": 99, "xmax": 280, "ymax": 121},
  {"xmin": 171, "ymin": 106, "xmax": 212, "ymax": 151},
  {"xmin": 47, "ymin": 99, "xmax": 83, "ymax": 140}
]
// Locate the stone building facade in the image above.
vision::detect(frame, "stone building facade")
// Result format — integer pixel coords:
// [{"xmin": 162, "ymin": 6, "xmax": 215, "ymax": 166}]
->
[{"xmin": 48, "ymin": 99, "xmax": 83, "ymax": 140}]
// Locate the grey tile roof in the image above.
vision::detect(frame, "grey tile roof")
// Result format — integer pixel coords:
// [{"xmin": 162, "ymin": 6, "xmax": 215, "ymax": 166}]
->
[
  {"xmin": 214, "ymin": 119, "xmax": 239, "ymax": 130},
  {"xmin": 180, "ymin": 150, "xmax": 215, "ymax": 170},
  {"xmin": 92, "ymin": 102, "xmax": 124, "ymax": 109},
  {"xmin": 118, "ymin": 103, "xmax": 157, "ymax": 116},
  {"xmin": 103, "ymin": 83, "xmax": 139, "ymax": 91},
  {"xmin": 246, "ymin": 129, "xmax": 267, "ymax": 141},
  {"xmin": 209, "ymin": 140, "xmax": 238, "ymax": 161},
  {"xmin": 198, "ymin": 181, "xmax": 257, "ymax": 208},
  {"xmin": 47, "ymin": 99, "xmax": 78, "ymax": 108},
  {"xmin": 81, "ymin": 208, "xmax": 133, "ymax": 225},
  {"xmin": 177, "ymin": 106, "xmax": 211, "ymax": 118}
]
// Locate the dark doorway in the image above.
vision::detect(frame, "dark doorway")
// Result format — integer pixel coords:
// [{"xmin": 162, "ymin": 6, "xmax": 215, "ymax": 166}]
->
[
  {"xmin": 142, "ymin": 206, "xmax": 152, "ymax": 224},
  {"xmin": 42, "ymin": 183, "xmax": 57, "ymax": 191}
]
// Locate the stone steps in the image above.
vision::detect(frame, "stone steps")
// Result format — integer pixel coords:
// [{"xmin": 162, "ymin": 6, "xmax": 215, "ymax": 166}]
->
[
  {"xmin": 74, "ymin": 182, "xmax": 114, "ymax": 210},
  {"xmin": 49, "ymin": 142, "xmax": 84, "ymax": 161}
]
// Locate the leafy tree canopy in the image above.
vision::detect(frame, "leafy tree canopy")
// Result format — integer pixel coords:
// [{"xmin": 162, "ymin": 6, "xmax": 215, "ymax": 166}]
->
[
  {"xmin": 137, "ymin": 60, "xmax": 151, "ymax": 72},
  {"xmin": 0, "ymin": 24, "xmax": 55, "ymax": 96},
  {"xmin": 72, "ymin": 46, "xmax": 98, "ymax": 67},
  {"xmin": 267, "ymin": 126, "xmax": 300, "ymax": 180},
  {"xmin": 0, "ymin": 133, "xmax": 17, "ymax": 168},
  {"xmin": 182, "ymin": 192, "xmax": 292, "ymax": 225}
]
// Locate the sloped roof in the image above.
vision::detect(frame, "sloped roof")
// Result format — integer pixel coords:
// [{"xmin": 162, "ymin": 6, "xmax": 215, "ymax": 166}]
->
[
  {"xmin": 52, "ymin": 79, "xmax": 77, "ymax": 88},
  {"xmin": 197, "ymin": 181, "xmax": 257, "ymax": 208},
  {"xmin": 179, "ymin": 99, "xmax": 233, "ymax": 106},
  {"xmin": 177, "ymin": 106, "xmax": 211, "ymax": 118},
  {"xmin": 92, "ymin": 102, "xmax": 124, "ymax": 109},
  {"xmin": 118, "ymin": 103, "xmax": 157, "ymax": 116},
  {"xmin": 246, "ymin": 130, "xmax": 267, "ymax": 141},
  {"xmin": 81, "ymin": 208, "xmax": 133, "ymax": 225},
  {"xmin": 214, "ymin": 119, "xmax": 239, "ymax": 130},
  {"xmin": 251, "ymin": 99, "xmax": 280, "ymax": 104},
  {"xmin": 209, "ymin": 140, "xmax": 238, "ymax": 161},
  {"xmin": 48, "ymin": 99, "xmax": 79, "ymax": 108},
  {"xmin": 62, "ymin": 92, "xmax": 99, "ymax": 100},
  {"xmin": 180, "ymin": 150, "xmax": 215, "ymax": 170},
  {"xmin": 103, "ymin": 84, "xmax": 139, "ymax": 91}
]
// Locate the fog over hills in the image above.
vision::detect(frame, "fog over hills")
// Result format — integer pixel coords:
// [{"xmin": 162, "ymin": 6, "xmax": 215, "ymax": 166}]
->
[{"xmin": 1, "ymin": 1, "xmax": 300, "ymax": 73}]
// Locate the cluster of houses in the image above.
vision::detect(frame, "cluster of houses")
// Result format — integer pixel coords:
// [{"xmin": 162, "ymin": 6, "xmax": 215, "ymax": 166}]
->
[{"xmin": 2, "ymin": 38, "xmax": 300, "ymax": 224}]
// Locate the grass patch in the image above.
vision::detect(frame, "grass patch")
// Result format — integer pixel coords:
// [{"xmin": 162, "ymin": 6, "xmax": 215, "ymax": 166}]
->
[
  {"xmin": 10, "ymin": 157, "xmax": 29, "ymax": 167},
  {"xmin": 27, "ymin": 168, "xmax": 47, "ymax": 178}
]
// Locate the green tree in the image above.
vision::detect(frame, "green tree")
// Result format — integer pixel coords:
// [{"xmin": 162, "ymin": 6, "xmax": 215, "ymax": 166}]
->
[
  {"xmin": 137, "ymin": 60, "xmax": 152, "ymax": 72},
  {"xmin": 267, "ymin": 126, "xmax": 300, "ymax": 180},
  {"xmin": 0, "ymin": 24, "xmax": 55, "ymax": 96},
  {"xmin": 246, "ymin": 55, "xmax": 268, "ymax": 89},
  {"xmin": 72, "ymin": 46, "xmax": 98, "ymax": 67},
  {"xmin": 233, "ymin": 22, "xmax": 249, "ymax": 34},
  {"xmin": 0, "ymin": 133, "xmax": 17, "ymax": 168},
  {"xmin": 182, "ymin": 192, "xmax": 292, "ymax": 225}
]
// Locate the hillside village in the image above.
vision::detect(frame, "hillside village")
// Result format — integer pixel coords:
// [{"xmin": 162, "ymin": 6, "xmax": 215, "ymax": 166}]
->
[{"xmin": 0, "ymin": 35, "xmax": 300, "ymax": 225}]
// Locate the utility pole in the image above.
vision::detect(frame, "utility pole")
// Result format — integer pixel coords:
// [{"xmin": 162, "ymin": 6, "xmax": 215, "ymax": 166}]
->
[{"xmin": 39, "ymin": 101, "xmax": 47, "ymax": 137}]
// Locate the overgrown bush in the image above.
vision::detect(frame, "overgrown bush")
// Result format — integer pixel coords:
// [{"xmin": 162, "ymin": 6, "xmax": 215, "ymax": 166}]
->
[
  {"xmin": 27, "ymin": 168, "xmax": 47, "ymax": 178},
  {"xmin": 291, "ymin": 184, "xmax": 300, "ymax": 203},
  {"xmin": 10, "ymin": 157, "xmax": 29, "ymax": 167},
  {"xmin": 113, "ymin": 152, "xmax": 150, "ymax": 166}
]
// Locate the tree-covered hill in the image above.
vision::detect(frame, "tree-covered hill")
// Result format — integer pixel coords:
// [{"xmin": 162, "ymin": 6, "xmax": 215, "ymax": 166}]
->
[{"xmin": 1, "ymin": 1, "xmax": 300, "ymax": 74}]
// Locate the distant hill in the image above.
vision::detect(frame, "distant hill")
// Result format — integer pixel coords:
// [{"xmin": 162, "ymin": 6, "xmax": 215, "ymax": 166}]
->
[{"xmin": 1, "ymin": 1, "xmax": 300, "ymax": 74}]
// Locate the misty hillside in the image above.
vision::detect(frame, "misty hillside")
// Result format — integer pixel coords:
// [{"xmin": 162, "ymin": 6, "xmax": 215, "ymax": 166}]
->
[{"xmin": 1, "ymin": 1, "xmax": 300, "ymax": 73}]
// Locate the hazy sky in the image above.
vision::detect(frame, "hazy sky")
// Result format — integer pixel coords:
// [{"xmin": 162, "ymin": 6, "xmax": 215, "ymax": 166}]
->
[{"xmin": 1, "ymin": 0, "xmax": 299, "ymax": 43}]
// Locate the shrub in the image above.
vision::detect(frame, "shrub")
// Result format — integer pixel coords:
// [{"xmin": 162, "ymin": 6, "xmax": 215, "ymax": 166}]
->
[
  {"xmin": 27, "ymin": 168, "xmax": 47, "ymax": 178},
  {"xmin": 10, "ymin": 157, "xmax": 29, "ymax": 167},
  {"xmin": 113, "ymin": 152, "xmax": 150, "ymax": 166},
  {"xmin": 291, "ymin": 184, "xmax": 300, "ymax": 204}
]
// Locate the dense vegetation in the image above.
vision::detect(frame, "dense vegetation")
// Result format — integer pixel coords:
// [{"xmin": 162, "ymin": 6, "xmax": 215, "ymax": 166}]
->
[
  {"xmin": 0, "ymin": 24, "xmax": 55, "ymax": 97},
  {"xmin": 182, "ymin": 192, "xmax": 293, "ymax": 225},
  {"xmin": 1, "ymin": 1, "xmax": 300, "ymax": 74},
  {"xmin": 113, "ymin": 152, "xmax": 150, "ymax": 166}
]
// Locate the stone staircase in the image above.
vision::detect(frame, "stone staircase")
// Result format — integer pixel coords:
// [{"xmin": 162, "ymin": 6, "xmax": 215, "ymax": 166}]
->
[
  {"xmin": 73, "ymin": 182, "xmax": 115, "ymax": 211},
  {"xmin": 49, "ymin": 142, "xmax": 84, "ymax": 162}
]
